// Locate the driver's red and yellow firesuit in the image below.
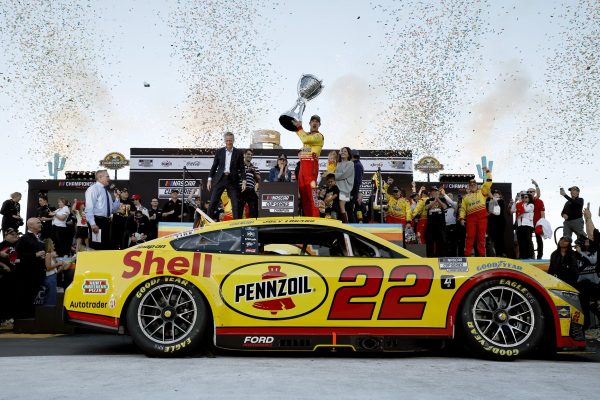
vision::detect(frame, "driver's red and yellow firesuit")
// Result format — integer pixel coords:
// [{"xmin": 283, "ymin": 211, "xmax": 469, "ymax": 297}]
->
[
  {"xmin": 295, "ymin": 127, "xmax": 324, "ymax": 217},
  {"xmin": 411, "ymin": 196, "xmax": 428, "ymax": 244},
  {"xmin": 459, "ymin": 170, "xmax": 492, "ymax": 256},
  {"xmin": 386, "ymin": 196, "xmax": 412, "ymax": 225}
]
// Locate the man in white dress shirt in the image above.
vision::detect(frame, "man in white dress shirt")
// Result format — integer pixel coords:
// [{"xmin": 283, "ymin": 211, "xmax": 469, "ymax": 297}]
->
[{"xmin": 85, "ymin": 170, "xmax": 121, "ymax": 250}]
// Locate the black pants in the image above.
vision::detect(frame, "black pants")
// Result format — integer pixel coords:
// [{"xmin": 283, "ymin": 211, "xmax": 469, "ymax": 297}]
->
[
  {"xmin": 489, "ymin": 218, "xmax": 506, "ymax": 257},
  {"xmin": 535, "ymin": 233, "xmax": 544, "ymax": 259},
  {"xmin": 426, "ymin": 224, "xmax": 446, "ymax": 257},
  {"xmin": 89, "ymin": 216, "xmax": 112, "ymax": 250},
  {"xmin": 516, "ymin": 225, "xmax": 534, "ymax": 259},
  {"xmin": 238, "ymin": 189, "xmax": 258, "ymax": 218},
  {"xmin": 445, "ymin": 224, "xmax": 458, "ymax": 256},
  {"xmin": 208, "ymin": 176, "xmax": 241, "ymax": 219},
  {"xmin": 52, "ymin": 225, "xmax": 72, "ymax": 256}
]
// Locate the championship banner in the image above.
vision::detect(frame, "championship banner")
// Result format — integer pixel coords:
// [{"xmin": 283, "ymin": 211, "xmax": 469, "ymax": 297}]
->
[{"xmin": 157, "ymin": 179, "xmax": 202, "ymax": 199}]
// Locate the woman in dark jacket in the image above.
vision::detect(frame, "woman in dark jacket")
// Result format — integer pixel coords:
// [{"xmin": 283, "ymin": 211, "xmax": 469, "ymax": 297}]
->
[
  {"xmin": 548, "ymin": 236, "xmax": 578, "ymax": 287},
  {"xmin": 268, "ymin": 154, "xmax": 292, "ymax": 182}
]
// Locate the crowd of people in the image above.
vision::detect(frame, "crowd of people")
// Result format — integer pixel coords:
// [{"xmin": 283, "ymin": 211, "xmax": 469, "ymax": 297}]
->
[{"xmin": 0, "ymin": 115, "xmax": 598, "ymax": 338}]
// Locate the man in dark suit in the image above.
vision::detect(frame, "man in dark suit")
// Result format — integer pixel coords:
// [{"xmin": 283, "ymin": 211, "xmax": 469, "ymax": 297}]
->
[
  {"xmin": 15, "ymin": 218, "xmax": 46, "ymax": 318},
  {"xmin": 207, "ymin": 132, "xmax": 245, "ymax": 219}
]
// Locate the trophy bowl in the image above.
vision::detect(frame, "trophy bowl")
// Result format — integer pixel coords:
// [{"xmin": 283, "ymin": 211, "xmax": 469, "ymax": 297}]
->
[{"xmin": 279, "ymin": 74, "xmax": 324, "ymax": 131}]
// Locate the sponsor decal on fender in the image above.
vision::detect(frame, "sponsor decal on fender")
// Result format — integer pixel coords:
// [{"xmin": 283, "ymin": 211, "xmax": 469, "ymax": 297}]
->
[
  {"xmin": 82, "ymin": 279, "xmax": 109, "ymax": 294},
  {"xmin": 476, "ymin": 260, "xmax": 523, "ymax": 272},
  {"xmin": 70, "ymin": 300, "xmax": 108, "ymax": 309},
  {"xmin": 220, "ymin": 262, "xmax": 328, "ymax": 320},
  {"xmin": 557, "ymin": 305, "xmax": 571, "ymax": 319}
]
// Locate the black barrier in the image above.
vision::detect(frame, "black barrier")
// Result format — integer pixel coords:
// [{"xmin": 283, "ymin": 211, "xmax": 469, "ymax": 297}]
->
[{"xmin": 258, "ymin": 182, "xmax": 299, "ymax": 217}]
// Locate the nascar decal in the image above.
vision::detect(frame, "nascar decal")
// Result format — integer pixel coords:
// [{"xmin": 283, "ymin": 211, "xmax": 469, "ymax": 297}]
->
[
  {"xmin": 220, "ymin": 262, "xmax": 328, "ymax": 320},
  {"xmin": 438, "ymin": 257, "xmax": 468, "ymax": 272},
  {"xmin": 82, "ymin": 279, "xmax": 109, "ymax": 294}
]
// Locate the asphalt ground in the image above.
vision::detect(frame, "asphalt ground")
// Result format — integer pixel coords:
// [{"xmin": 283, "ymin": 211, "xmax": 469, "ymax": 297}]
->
[
  {"xmin": 0, "ymin": 330, "xmax": 599, "ymax": 360},
  {"xmin": 0, "ymin": 331, "xmax": 599, "ymax": 400}
]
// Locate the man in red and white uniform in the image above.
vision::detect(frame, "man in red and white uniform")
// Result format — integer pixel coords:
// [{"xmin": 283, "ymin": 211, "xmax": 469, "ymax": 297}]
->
[
  {"xmin": 292, "ymin": 116, "xmax": 324, "ymax": 217},
  {"xmin": 459, "ymin": 168, "xmax": 492, "ymax": 256}
]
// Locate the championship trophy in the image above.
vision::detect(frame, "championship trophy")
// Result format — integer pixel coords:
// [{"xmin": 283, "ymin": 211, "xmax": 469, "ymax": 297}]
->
[{"xmin": 279, "ymin": 74, "xmax": 324, "ymax": 131}]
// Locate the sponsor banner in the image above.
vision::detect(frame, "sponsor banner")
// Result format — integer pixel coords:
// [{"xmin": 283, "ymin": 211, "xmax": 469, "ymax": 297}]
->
[
  {"xmin": 261, "ymin": 194, "xmax": 295, "ymax": 213},
  {"xmin": 220, "ymin": 262, "xmax": 329, "ymax": 320},
  {"xmin": 158, "ymin": 179, "xmax": 203, "ymax": 199},
  {"xmin": 131, "ymin": 155, "xmax": 412, "ymax": 174},
  {"xmin": 58, "ymin": 181, "xmax": 95, "ymax": 189},
  {"xmin": 438, "ymin": 257, "xmax": 468, "ymax": 272}
]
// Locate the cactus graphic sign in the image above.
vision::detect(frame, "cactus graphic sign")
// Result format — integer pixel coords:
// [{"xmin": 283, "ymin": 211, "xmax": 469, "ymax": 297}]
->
[{"xmin": 48, "ymin": 153, "xmax": 66, "ymax": 180}]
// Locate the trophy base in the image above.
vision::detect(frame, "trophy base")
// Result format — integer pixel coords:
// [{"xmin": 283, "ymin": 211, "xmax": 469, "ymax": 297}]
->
[{"xmin": 279, "ymin": 114, "xmax": 299, "ymax": 132}]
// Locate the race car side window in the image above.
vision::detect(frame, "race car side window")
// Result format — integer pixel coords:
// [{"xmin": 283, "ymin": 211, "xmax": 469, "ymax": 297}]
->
[
  {"xmin": 255, "ymin": 225, "xmax": 349, "ymax": 257},
  {"xmin": 170, "ymin": 228, "xmax": 242, "ymax": 253},
  {"xmin": 346, "ymin": 233, "xmax": 405, "ymax": 259}
]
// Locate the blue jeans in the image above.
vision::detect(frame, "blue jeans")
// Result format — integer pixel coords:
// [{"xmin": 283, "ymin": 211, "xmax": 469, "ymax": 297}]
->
[{"xmin": 43, "ymin": 273, "xmax": 57, "ymax": 306}]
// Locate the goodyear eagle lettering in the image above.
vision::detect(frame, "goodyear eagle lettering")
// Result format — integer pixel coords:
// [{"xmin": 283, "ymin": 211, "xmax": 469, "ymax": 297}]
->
[{"xmin": 235, "ymin": 276, "xmax": 312, "ymax": 303}]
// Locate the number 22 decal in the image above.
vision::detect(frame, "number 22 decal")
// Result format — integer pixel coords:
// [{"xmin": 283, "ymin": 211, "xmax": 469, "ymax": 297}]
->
[{"xmin": 328, "ymin": 265, "xmax": 434, "ymax": 320}]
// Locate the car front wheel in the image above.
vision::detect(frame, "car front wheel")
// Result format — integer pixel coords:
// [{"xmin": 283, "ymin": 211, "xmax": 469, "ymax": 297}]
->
[{"xmin": 126, "ymin": 277, "xmax": 209, "ymax": 357}]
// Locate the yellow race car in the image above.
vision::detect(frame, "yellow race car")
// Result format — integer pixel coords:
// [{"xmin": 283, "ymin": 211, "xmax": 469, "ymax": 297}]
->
[{"xmin": 64, "ymin": 217, "xmax": 586, "ymax": 360}]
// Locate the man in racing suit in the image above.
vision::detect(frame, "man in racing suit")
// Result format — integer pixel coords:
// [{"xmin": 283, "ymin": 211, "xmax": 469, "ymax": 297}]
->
[
  {"xmin": 459, "ymin": 168, "xmax": 492, "ymax": 256},
  {"xmin": 292, "ymin": 116, "xmax": 324, "ymax": 217}
]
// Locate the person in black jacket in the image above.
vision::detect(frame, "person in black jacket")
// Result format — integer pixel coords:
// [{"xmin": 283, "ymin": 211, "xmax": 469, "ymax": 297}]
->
[
  {"xmin": 1, "ymin": 192, "xmax": 24, "ymax": 235},
  {"xmin": 560, "ymin": 186, "xmax": 585, "ymax": 240},
  {"xmin": 15, "ymin": 218, "xmax": 46, "ymax": 319},
  {"xmin": 207, "ymin": 132, "xmax": 245, "ymax": 220},
  {"xmin": 548, "ymin": 236, "xmax": 578, "ymax": 287}
]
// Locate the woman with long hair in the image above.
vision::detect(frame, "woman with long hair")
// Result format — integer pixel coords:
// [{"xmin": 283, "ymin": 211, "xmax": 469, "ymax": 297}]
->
[
  {"xmin": 268, "ymin": 153, "xmax": 292, "ymax": 182},
  {"xmin": 511, "ymin": 192, "xmax": 535, "ymax": 259},
  {"xmin": 334, "ymin": 147, "xmax": 355, "ymax": 223}
]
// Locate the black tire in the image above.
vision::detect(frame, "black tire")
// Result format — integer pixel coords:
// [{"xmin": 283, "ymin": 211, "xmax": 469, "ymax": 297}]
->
[
  {"xmin": 126, "ymin": 277, "xmax": 209, "ymax": 357},
  {"xmin": 459, "ymin": 278, "xmax": 545, "ymax": 360}
]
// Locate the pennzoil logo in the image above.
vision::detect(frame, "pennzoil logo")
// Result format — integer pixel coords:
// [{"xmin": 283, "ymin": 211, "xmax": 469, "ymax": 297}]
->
[
  {"xmin": 220, "ymin": 262, "xmax": 328, "ymax": 320},
  {"xmin": 82, "ymin": 279, "xmax": 109, "ymax": 294}
]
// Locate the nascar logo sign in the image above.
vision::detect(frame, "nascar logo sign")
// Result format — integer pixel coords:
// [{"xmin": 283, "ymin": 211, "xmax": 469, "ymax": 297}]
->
[
  {"xmin": 220, "ymin": 262, "xmax": 328, "ymax": 320},
  {"xmin": 82, "ymin": 279, "xmax": 109, "ymax": 294}
]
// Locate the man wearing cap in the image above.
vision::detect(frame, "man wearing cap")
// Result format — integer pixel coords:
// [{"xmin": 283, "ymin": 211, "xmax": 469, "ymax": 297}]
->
[
  {"xmin": 292, "ymin": 116, "xmax": 324, "ymax": 217},
  {"xmin": 459, "ymin": 167, "xmax": 492, "ymax": 257},
  {"xmin": 386, "ymin": 188, "xmax": 412, "ymax": 226},
  {"xmin": 130, "ymin": 194, "xmax": 149, "ymax": 218},
  {"xmin": 85, "ymin": 170, "xmax": 121, "ymax": 250},
  {"xmin": 560, "ymin": 186, "xmax": 585, "ymax": 240}
]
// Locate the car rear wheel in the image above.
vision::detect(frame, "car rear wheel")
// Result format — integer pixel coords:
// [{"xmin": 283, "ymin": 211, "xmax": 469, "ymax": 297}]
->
[
  {"xmin": 459, "ymin": 278, "xmax": 545, "ymax": 360},
  {"xmin": 126, "ymin": 278, "xmax": 209, "ymax": 357}
]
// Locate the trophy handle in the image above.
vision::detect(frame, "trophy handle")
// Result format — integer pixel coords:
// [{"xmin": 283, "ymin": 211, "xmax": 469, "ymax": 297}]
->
[{"xmin": 279, "ymin": 97, "xmax": 306, "ymax": 131}]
